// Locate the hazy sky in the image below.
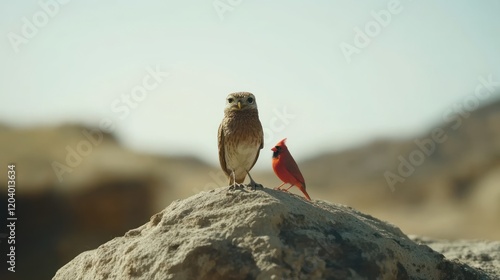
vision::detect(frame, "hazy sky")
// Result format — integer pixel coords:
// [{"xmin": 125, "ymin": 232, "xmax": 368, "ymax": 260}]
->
[{"xmin": 1, "ymin": 0, "xmax": 499, "ymax": 168}]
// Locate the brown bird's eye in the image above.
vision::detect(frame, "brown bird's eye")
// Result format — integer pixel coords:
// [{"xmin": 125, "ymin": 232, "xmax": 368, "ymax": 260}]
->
[
  {"xmin": 247, "ymin": 97, "xmax": 254, "ymax": 104},
  {"xmin": 228, "ymin": 98, "xmax": 234, "ymax": 103}
]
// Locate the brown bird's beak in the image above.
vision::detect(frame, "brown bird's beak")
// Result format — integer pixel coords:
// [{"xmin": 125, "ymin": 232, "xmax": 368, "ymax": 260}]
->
[{"xmin": 237, "ymin": 101, "xmax": 242, "ymax": 109}]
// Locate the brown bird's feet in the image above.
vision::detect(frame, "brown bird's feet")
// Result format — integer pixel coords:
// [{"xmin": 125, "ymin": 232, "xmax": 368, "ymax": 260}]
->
[
  {"xmin": 227, "ymin": 170, "xmax": 245, "ymax": 191},
  {"xmin": 245, "ymin": 171, "xmax": 263, "ymax": 191},
  {"xmin": 228, "ymin": 183, "xmax": 246, "ymax": 191},
  {"xmin": 246, "ymin": 181, "xmax": 263, "ymax": 191}
]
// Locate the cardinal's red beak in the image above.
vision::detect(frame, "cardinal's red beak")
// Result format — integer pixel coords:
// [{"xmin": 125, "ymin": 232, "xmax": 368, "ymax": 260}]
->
[{"xmin": 271, "ymin": 146, "xmax": 277, "ymax": 152}]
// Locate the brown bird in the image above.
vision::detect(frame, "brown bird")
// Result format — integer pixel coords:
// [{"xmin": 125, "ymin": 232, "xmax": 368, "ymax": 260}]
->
[{"xmin": 218, "ymin": 92, "xmax": 264, "ymax": 189}]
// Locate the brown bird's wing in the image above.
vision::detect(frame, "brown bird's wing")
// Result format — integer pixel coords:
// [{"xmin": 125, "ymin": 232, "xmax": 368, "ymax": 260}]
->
[
  {"xmin": 217, "ymin": 123, "xmax": 230, "ymax": 178},
  {"xmin": 284, "ymin": 153, "xmax": 306, "ymax": 187},
  {"xmin": 249, "ymin": 126, "xmax": 264, "ymax": 171},
  {"xmin": 249, "ymin": 149, "xmax": 261, "ymax": 171}
]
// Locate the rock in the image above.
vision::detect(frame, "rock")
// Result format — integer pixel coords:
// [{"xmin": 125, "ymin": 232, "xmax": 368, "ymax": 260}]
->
[
  {"xmin": 411, "ymin": 236, "xmax": 500, "ymax": 279},
  {"xmin": 53, "ymin": 187, "xmax": 490, "ymax": 280}
]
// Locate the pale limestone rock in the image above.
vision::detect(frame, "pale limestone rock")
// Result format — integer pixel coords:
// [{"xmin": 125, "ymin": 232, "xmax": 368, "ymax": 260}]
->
[{"xmin": 53, "ymin": 187, "xmax": 489, "ymax": 280}]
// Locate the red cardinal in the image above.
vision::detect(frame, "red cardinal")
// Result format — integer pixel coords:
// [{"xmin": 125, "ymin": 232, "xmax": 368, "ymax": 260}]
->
[{"xmin": 271, "ymin": 138, "xmax": 311, "ymax": 201}]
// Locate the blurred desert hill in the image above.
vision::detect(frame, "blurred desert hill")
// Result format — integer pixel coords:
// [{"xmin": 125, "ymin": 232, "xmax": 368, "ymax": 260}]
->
[
  {"xmin": 0, "ymin": 123, "xmax": 216, "ymax": 280},
  {"xmin": 278, "ymin": 98, "xmax": 500, "ymax": 240},
  {"xmin": 0, "ymin": 99, "xmax": 499, "ymax": 280}
]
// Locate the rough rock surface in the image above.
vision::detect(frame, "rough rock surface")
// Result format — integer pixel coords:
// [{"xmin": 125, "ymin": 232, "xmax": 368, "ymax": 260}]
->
[
  {"xmin": 411, "ymin": 236, "xmax": 500, "ymax": 279},
  {"xmin": 53, "ymin": 187, "xmax": 490, "ymax": 280}
]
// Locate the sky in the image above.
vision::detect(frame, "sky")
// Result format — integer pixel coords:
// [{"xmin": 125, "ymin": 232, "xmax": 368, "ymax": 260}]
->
[{"xmin": 1, "ymin": 0, "xmax": 500, "ymax": 169}]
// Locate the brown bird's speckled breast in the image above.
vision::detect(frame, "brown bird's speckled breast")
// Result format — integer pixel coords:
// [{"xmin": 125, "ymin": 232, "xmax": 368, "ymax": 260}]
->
[{"xmin": 218, "ymin": 109, "xmax": 263, "ymax": 183}]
